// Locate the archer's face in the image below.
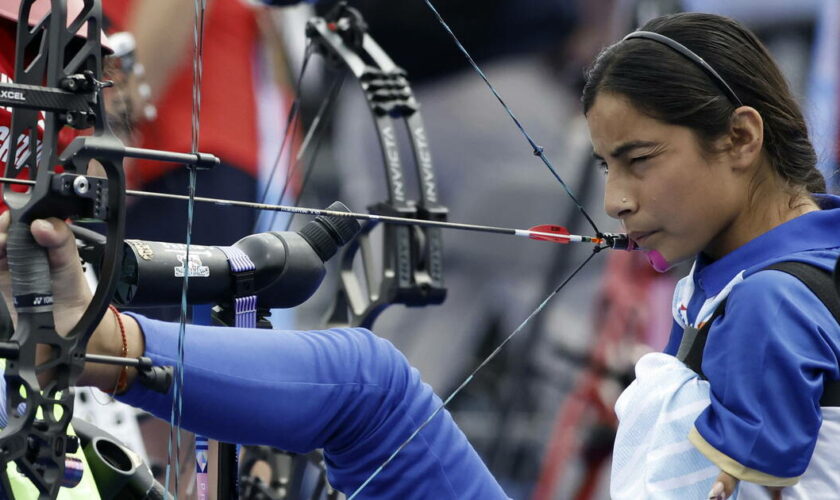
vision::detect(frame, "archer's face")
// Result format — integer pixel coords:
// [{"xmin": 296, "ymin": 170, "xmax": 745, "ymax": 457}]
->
[{"xmin": 586, "ymin": 92, "xmax": 747, "ymax": 265}]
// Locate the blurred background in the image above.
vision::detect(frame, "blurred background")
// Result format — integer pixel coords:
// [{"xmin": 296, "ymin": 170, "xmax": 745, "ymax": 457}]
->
[{"xmin": 95, "ymin": 0, "xmax": 839, "ymax": 498}]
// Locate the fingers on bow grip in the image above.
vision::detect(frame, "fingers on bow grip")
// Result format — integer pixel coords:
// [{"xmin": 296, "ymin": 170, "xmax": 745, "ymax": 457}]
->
[{"xmin": 7, "ymin": 220, "xmax": 53, "ymax": 312}]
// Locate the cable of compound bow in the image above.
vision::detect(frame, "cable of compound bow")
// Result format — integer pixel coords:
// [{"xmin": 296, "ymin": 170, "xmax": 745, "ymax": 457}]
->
[{"xmin": 233, "ymin": 4, "xmax": 452, "ymax": 497}]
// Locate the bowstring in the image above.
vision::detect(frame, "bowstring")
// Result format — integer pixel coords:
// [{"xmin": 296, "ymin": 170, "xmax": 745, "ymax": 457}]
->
[
  {"xmin": 346, "ymin": 1, "xmax": 607, "ymax": 496},
  {"xmin": 165, "ymin": 0, "xmax": 207, "ymax": 496},
  {"xmin": 145, "ymin": 1, "xmax": 604, "ymax": 496},
  {"xmin": 276, "ymin": 71, "xmax": 347, "ymax": 231},
  {"xmin": 422, "ymin": 0, "xmax": 600, "ymax": 235},
  {"xmin": 347, "ymin": 249, "xmax": 602, "ymax": 499},
  {"xmin": 254, "ymin": 41, "xmax": 314, "ymax": 232}
]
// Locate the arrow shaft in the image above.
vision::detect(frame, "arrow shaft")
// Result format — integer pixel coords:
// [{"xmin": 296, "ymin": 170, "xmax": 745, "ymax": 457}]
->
[{"xmin": 0, "ymin": 176, "xmax": 603, "ymax": 245}]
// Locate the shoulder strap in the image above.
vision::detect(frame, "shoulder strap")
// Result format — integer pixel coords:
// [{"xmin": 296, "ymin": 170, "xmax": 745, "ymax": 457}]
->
[
  {"xmin": 765, "ymin": 262, "xmax": 840, "ymax": 322},
  {"xmin": 676, "ymin": 261, "xmax": 840, "ymax": 406},
  {"xmin": 676, "ymin": 301, "xmax": 724, "ymax": 380}
]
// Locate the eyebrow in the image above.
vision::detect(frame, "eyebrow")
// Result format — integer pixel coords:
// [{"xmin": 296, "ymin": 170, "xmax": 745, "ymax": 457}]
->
[{"xmin": 592, "ymin": 140, "xmax": 660, "ymax": 161}]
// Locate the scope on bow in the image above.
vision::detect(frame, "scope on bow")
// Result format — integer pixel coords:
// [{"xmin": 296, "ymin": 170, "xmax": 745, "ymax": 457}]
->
[{"xmin": 113, "ymin": 201, "xmax": 361, "ymax": 310}]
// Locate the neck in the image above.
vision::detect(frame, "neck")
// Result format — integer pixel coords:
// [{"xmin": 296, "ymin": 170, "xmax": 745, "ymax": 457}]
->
[{"xmin": 704, "ymin": 174, "xmax": 819, "ymax": 260}]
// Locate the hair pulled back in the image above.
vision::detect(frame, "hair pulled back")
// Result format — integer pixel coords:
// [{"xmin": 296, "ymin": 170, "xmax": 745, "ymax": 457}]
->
[{"xmin": 582, "ymin": 12, "xmax": 825, "ymax": 194}]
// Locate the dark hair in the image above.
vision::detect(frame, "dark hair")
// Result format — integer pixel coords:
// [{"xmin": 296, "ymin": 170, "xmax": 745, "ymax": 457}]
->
[{"xmin": 582, "ymin": 12, "xmax": 825, "ymax": 194}]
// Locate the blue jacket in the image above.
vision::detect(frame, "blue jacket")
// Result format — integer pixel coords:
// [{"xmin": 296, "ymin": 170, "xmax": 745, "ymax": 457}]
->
[{"xmin": 665, "ymin": 194, "xmax": 840, "ymax": 481}]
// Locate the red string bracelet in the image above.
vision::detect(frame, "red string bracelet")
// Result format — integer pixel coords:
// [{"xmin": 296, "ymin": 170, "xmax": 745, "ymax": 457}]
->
[{"xmin": 108, "ymin": 304, "xmax": 129, "ymax": 393}]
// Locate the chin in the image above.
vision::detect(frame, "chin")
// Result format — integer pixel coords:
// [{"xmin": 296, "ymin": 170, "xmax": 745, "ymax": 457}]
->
[
  {"xmin": 650, "ymin": 244, "xmax": 693, "ymax": 267},
  {"xmin": 640, "ymin": 247, "xmax": 686, "ymax": 273},
  {"xmin": 664, "ymin": 248, "xmax": 698, "ymax": 265}
]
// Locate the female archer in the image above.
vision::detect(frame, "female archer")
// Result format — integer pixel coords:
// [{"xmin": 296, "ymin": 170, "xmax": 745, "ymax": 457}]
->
[
  {"xmin": 2, "ymin": 10, "xmax": 839, "ymax": 500},
  {"xmin": 585, "ymin": 13, "xmax": 839, "ymax": 499}
]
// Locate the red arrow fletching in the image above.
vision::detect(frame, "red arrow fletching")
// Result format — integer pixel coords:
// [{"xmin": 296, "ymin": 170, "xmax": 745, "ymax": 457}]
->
[{"xmin": 528, "ymin": 224, "xmax": 571, "ymax": 244}]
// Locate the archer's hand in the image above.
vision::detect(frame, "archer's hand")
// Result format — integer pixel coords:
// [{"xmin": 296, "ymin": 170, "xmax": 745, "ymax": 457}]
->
[
  {"xmin": 0, "ymin": 212, "xmax": 143, "ymax": 391},
  {"xmin": 0, "ymin": 212, "xmax": 93, "ymax": 335}
]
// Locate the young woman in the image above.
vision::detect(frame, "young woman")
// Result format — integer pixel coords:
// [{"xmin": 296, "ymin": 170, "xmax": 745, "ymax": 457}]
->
[
  {"xmin": 2, "ymin": 11, "xmax": 838, "ymax": 500},
  {"xmin": 584, "ymin": 12, "xmax": 840, "ymax": 500}
]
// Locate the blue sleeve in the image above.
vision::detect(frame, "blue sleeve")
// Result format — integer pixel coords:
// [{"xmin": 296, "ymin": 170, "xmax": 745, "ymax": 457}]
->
[
  {"xmin": 691, "ymin": 271, "xmax": 840, "ymax": 482},
  {"xmin": 118, "ymin": 314, "xmax": 508, "ymax": 499}
]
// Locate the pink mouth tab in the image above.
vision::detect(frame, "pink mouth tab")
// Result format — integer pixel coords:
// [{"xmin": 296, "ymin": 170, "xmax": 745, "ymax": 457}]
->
[
  {"xmin": 613, "ymin": 234, "xmax": 671, "ymax": 272},
  {"xmin": 644, "ymin": 249, "xmax": 671, "ymax": 272}
]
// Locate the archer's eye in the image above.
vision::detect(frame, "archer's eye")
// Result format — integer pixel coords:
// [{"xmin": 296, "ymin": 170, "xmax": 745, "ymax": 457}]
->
[
  {"xmin": 630, "ymin": 155, "xmax": 653, "ymax": 165},
  {"xmin": 597, "ymin": 161, "xmax": 609, "ymax": 175}
]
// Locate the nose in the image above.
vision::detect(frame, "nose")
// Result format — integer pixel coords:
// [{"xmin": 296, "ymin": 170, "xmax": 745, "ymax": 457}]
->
[{"xmin": 603, "ymin": 175, "xmax": 636, "ymax": 220}]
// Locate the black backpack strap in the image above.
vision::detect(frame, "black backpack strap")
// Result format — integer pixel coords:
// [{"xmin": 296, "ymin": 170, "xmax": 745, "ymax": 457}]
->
[
  {"xmin": 765, "ymin": 262, "xmax": 840, "ymax": 406},
  {"xmin": 676, "ymin": 261, "xmax": 840, "ymax": 406},
  {"xmin": 676, "ymin": 300, "xmax": 726, "ymax": 380}
]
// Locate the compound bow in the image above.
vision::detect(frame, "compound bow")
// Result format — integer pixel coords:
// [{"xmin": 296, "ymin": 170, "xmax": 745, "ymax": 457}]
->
[
  {"xmin": 0, "ymin": 0, "xmax": 635, "ymax": 498},
  {"xmin": 0, "ymin": 0, "xmax": 212, "ymax": 497}
]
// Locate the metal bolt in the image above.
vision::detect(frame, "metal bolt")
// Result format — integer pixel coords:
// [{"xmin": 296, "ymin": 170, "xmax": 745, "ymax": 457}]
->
[{"xmin": 72, "ymin": 176, "xmax": 89, "ymax": 195}]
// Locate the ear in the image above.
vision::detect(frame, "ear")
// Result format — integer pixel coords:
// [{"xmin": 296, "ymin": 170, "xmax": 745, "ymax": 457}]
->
[{"xmin": 724, "ymin": 106, "xmax": 764, "ymax": 170}]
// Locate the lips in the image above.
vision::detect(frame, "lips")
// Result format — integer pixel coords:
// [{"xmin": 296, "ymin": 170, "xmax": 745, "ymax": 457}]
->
[{"xmin": 628, "ymin": 230, "xmax": 658, "ymax": 244}]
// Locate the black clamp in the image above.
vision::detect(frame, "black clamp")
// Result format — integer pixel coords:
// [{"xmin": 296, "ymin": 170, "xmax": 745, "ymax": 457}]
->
[
  {"xmin": 51, "ymin": 173, "xmax": 109, "ymax": 220},
  {"xmin": 600, "ymin": 232, "xmax": 637, "ymax": 251}
]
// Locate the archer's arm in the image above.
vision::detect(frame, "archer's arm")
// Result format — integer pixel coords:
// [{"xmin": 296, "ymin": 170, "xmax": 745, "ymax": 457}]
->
[
  {"xmin": 0, "ymin": 214, "xmax": 509, "ymax": 499},
  {"xmin": 119, "ymin": 317, "xmax": 509, "ymax": 498}
]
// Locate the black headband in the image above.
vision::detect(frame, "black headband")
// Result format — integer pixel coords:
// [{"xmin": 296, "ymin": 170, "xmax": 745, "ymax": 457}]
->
[{"xmin": 622, "ymin": 30, "xmax": 744, "ymax": 108}]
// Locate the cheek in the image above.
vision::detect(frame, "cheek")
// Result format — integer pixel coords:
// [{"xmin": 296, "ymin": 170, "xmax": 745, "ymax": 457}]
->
[
  {"xmin": 643, "ymin": 181, "xmax": 685, "ymax": 211},
  {"xmin": 651, "ymin": 164, "xmax": 710, "ymax": 204},
  {"xmin": 642, "ymin": 172, "xmax": 708, "ymax": 232}
]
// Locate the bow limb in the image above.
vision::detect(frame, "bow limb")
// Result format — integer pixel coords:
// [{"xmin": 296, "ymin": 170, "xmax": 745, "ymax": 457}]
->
[
  {"xmin": 298, "ymin": 3, "xmax": 448, "ymax": 329},
  {"xmin": 0, "ymin": 1, "xmax": 214, "ymax": 497}
]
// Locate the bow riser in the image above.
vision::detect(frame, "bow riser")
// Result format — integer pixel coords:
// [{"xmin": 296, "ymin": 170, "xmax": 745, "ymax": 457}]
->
[{"xmin": 0, "ymin": 1, "xmax": 126, "ymax": 498}]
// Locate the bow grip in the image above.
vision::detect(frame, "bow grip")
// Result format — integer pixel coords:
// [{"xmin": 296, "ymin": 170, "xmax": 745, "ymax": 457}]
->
[{"xmin": 7, "ymin": 218, "xmax": 53, "ymax": 312}]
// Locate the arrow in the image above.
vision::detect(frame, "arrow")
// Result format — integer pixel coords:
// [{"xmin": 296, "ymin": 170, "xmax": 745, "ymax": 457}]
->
[
  {"xmin": 0, "ymin": 176, "xmax": 611, "ymax": 247},
  {"xmin": 524, "ymin": 224, "xmax": 592, "ymax": 244}
]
